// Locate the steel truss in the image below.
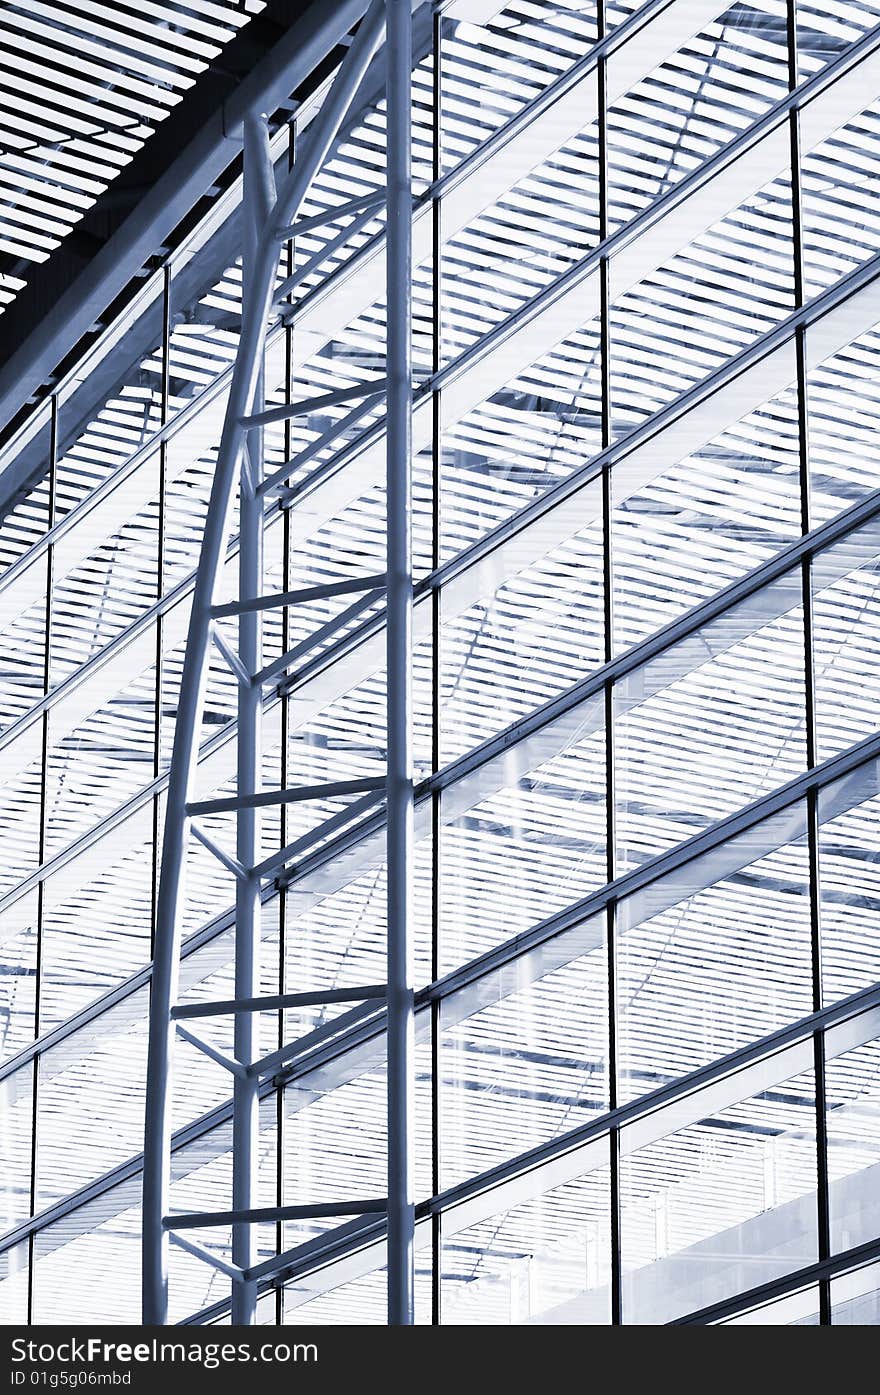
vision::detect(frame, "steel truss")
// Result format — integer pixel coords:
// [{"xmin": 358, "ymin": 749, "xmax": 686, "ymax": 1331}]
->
[{"xmin": 142, "ymin": 0, "xmax": 415, "ymax": 1326}]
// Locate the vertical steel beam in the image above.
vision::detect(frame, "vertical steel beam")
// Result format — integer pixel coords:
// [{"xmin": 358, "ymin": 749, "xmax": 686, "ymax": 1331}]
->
[
  {"xmin": 385, "ymin": 0, "xmax": 415, "ymax": 1326},
  {"xmin": 430, "ymin": 7, "xmax": 443, "ymax": 1326},
  {"xmin": 232, "ymin": 113, "xmax": 275, "ymax": 1327}
]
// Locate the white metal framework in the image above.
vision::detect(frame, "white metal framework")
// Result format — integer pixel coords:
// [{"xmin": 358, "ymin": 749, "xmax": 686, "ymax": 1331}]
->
[
  {"xmin": 1, "ymin": 0, "xmax": 880, "ymax": 1332},
  {"xmin": 142, "ymin": 0, "xmax": 415, "ymax": 1326}
]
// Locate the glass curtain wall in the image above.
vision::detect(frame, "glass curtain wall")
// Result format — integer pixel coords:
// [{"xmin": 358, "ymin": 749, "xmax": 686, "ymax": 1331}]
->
[{"xmin": 0, "ymin": 0, "xmax": 879, "ymax": 1325}]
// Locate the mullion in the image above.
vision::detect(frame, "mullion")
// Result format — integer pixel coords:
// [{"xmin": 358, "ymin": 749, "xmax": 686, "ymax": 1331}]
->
[
  {"xmin": 596, "ymin": 0, "xmax": 622, "ymax": 1328},
  {"xmin": 150, "ymin": 264, "xmax": 171, "ymax": 963},
  {"xmin": 430, "ymin": 5, "xmax": 443, "ymax": 1328},
  {"xmin": 787, "ymin": 0, "xmax": 831, "ymax": 1326},
  {"xmin": 275, "ymin": 117, "xmax": 296, "ymax": 1325},
  {"xmin": 28, "ymin": 392, "xmax": 57, "ymax": 1324}
]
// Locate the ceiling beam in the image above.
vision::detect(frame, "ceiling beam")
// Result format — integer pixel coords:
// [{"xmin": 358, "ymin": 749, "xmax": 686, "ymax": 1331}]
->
[{"xmin": 0, "ymin": 0, "xmax": 370, "ymax": 458}]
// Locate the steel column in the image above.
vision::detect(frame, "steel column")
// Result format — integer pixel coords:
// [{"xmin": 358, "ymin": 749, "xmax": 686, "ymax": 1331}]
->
[
  {"xmin": 385, "ymin": 0, "xmax": 415, "ymax": 1326},
  {"xmin": 231, "ymin": 113, "xmax": 275, "ymax": 1327}
]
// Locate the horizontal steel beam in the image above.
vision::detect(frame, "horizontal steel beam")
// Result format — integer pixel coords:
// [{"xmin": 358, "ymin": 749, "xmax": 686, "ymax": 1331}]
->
[
  {"xmin": 186, "ymin": 775, "xmax": 385, "ymax": 817},
  {"xmin": 274, "ymin": 191, "xmax": 385, "ymax": 243},
  {"xmin": 247, "ymin": 999, "xmax": 386, "ymax": 1079},
  {"xmin": 172, "ymin": 984, "xmax": 387, "ymax": 1020},
  {"xmin": 166, "ymin": 1199, "xmax": 387, "ymax": 1229},
  {"xmin": 241, "ymin": 378, "xmax": 388, "ymax": 427},
  {"xmin": 211, "ymin": 573, "xmax": 387, "ymax": 617},
  {"xmin": 253, "ymin": 785, "xmax": 387, "ymax": 878},
  {"xmin": 244, "ymin": 1213, "xmax": 377, "ymax": 1284},
  {"xmin": 255, "ymin": 585, "xmax": 386, "ymax": 686}
]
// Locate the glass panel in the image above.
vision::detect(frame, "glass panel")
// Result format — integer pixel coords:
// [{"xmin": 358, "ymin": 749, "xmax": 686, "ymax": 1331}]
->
[
  {"xmin": 812, "ymin": 519, "xmax": 880, "ymax": 764},
  {"xmin": 31, "ymin": 1178, "xmax": 141, "ymax": 1324},
  {"xmin": 0, "ymin": 723, "xmax": 43, "ymax": 899},
  {"xmin": 284, "ymin": 829, "xmax": 434, "ymax": 1002},
  {"xmin": 48, "ymin": 452, "xmax": 160, "ymax": 689},
  {"xmin": 831, "ymin": 1259, "xmax": 880, "ymax": 1325},
  {"xmin": 168, "ymin": 259, "xmax": 241, "ymax": 424},
  {"xmin": 440, "ymin": 71, "xmax": 600, "ymax": 365},
  {"xmin": 797, "ymin": 0, "xmax": 880, "ymax": 81},
  {"xmin": 53, "ymin": 295, "xmax": 165, "ymax": 523},
  {"xmin": 439, "ymin": 478, "xmax": 604, "ymax": 763},
  {"xmin": 607, "ymin": 0, "xmax": 789, "ymax": 232},
  {"xmin": 621, "ymin": 1058, "xmax": 818, "ymax": 1323},
  {"xmin": 801, "ymin": 97, "xmax": 880, "ymax": 300},
  {"xmin": 818, "ymin": 760, "xmax": 880, "ymax": 1004},
  {"xmin": 0, "ymin": 398, "xmax": 53, "ymax": 576},
  {"xmin": 44, "ymin": 644, "xmax": 157, "ymax": 859},
  {"xmin": 284, "ymin": 640, "xmax": 434, "ymax": 798},
  {"xmin": 0, "ymin": 1062, "xmax": 33, "ymax": 1232},
  {"xmin": 615, "ymin": 574, "xmax": 807, "ymax": 871},
  {"xmin": 0, "ymin": 472, "xmax": 52, "ymax": 577},
  {"xmin": 162, "ymin": 389, "xmax": 231, "ymax": 596},
  {"xmin": 439, "ymin": 4, "xmax": 599, "ymax": 177},
  {"xmin": 35, "ymin": 989, "xmax": 148, "ymax": 1210},
  {"xmin": 441, "ymin": 1139, "xmax": 611, "ymax": 1323},
  {"xmin": 283, "ymin": 1238, "xmax": 432, "ymax": 1324},
  {"xmin": 0, "ymin": 888, "xmax": 38, "ymax": 1062},
  {"xmin": 277, "ymin": 1035, "xmax": 433, "ymax": 1263},
  {"xmin": 617, "ymin": 806, "xmax": 813, "ymax": 1100},
  {"xmin": 826, "ymin": 1028, "xmax": 880, "ymax": 1254},
  {"xmin": 440, "ymin": 915, "xmax": 607, "ymax": 1187},
  {"xmin": 38, "ymin": 803, "xmax": 155, "ymax": 1033},
  {"xmin": 438, "ymin": 291, "xmax": 604, "ymax": 567},
  {"xmin": 440, "ymin": 695, "xmax": 606, "ymax": 974},
  {"xmin": 0, "ymin": 551, "xmax": 47, "ymax": 733},
  {"xmin": 612, "ymin": 372, "xmax": 802, "ymax": 654},
  {"xmin": 283, "ymin": 1062, "xmax": 388, "ymax": 1219},
  {"xmin": 0, "ymin": 1242, "xmax": 28, "ymax": 1324},
  {"xmin": 807, "ymin": 316, "xmax": 880, "ymax": 528},
  {"xmin": 610, "ymin": 167, "xmax": 796, "ymax": 439}
]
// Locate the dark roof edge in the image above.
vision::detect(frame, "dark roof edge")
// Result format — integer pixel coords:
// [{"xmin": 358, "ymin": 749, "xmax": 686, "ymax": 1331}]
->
[{"xmin": 0, "ymin": 0, "xmax": 369, "ymax": 446}]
